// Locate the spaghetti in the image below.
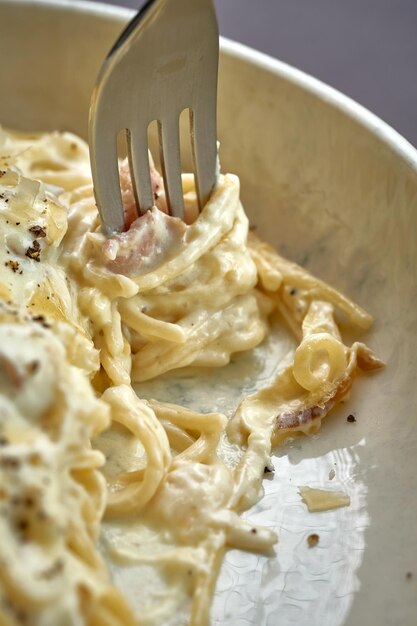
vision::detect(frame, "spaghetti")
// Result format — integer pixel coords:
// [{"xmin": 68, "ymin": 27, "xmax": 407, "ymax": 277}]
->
[{"xmin": 0, "ymin": 127, "xmax": 383, "ymax": 626}]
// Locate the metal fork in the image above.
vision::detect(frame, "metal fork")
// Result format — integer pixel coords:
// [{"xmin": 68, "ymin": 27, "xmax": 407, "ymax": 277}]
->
[{"xmin": 89, "ymin": 0, "xmax": 219, "ymax": 234}]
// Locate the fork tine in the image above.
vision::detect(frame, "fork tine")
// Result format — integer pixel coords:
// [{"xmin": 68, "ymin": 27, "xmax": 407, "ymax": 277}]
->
[
  {"xmin": 127, "ymin": 126, "xmax": 153, "ymax": 215},
  {"xmin": 158, "ymin": 117, "xmax": 185, "ymax": 220},
  {"xmin": 90, "ymin": 129, "xmax": 125, "ymax": 234},
  {"xmin": 190, "ymin": 104, "xmax": 217, "ymax": 211}
]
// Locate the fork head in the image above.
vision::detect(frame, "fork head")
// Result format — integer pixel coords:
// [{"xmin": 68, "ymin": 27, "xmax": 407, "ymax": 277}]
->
[{"xmin": 89, "ymin": 0, "xmax": 219, "ymax": 234}]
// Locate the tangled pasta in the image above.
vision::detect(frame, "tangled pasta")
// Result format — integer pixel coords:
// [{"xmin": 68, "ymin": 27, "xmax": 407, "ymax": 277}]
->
[{"xmin": 0, "ymin": 127, "xmax": 383, "ymax": 626}]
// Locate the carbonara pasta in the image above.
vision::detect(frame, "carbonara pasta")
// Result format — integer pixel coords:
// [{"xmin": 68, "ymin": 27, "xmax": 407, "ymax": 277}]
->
[{"xmin": 0, "ymin": 127, "xmax": 383, "ymax": 626}]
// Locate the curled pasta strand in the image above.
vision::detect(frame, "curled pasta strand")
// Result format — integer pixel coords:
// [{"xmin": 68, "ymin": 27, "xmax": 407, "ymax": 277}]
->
[
  {"xmin": 131, "ymin": 295, "xmax": 264, "ymax": 381},
  {"xmin": 173, "ymin": 432, "xmax": 221, "ymax": 465},
  {"xmin": 189, "ymin": 536, "xmax": 226, "ymax": 626},
  {"xmin": 149, "ymin": 400, "xmax": 227, "ymax": 434},
  {"xmin": 128, "ymin": 174, "xmax": 241, "ymax": 290},
  {"xmin": 302, "ymin": 300, "xmax": 342, "ymax": 339},
  {"xmin": 70, "ymin": 467, "xmax": 108, "ymax": 531},
  {"xmin": 102, "ymin": 386, "xmax": 171, "ymax": 517},
  {"xmin": 293, "ymin": 332, "xmax": 347, "ymax": 392},
  {"xmin": 250, "ymin": 247, "xmax": 283, "ymax": 291},
  {"xmin": 67, "ymin": 448, "xmax": 106, "ymax": 472},
  {"xmin": 150, "ymin": 400, "xmax": 226, "ymax": 465},
  {"xmin": 83, "ymin": 264, "xmax": 139, "ymax": 299},
  {"xmin": 130, "ymin": 219, "xmax": 256, "ymax": 319},
  {"xmin": 88, "ymin": 589, "xmax": 137, "ymax": 626},
  {"xmin": 160, "ymin": 421, "xmax": 196, "ymax": 453},
  {"xmin": 248, "ymin": 232, "xmax": 373, "ymax": 329},
  {"xmin": 293, "ymin": 301, "xmax": 346, "ymax": 391},
  {"xmin": 110, "ymin": 468, "xmax": 145, "ymax": 487},
  {"xmin": 118, "ymin": 298, "xmax": 186, "ymax": 343},
  {"xmin": 67, "ymin": 523, "xmax": 105, "ymax": 572},
  {"xmin": 229, "ymin": 428, "xmax": 273, "ymax": 512},
  {"xmin": 99, "ymin": 336, "xmax": 131, "ymax": 386},
  {"xmin": 134, "ymin": 305, "xmax": 226, "ymax": 361},
  {"xmin": 103, "ymin": 302, "xmax": 124, "ymax": 357},
  {"xmin": 274, "ymin": 296, "xmax": 303, "ymax": 341},
  {"xmin": 211, "ymin": 511, "xmax": 277, "ymax": 553}
]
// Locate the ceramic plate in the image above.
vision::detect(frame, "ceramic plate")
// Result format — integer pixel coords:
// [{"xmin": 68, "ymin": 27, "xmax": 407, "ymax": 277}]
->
[{"xmin": 0, "ymin": 2, "xmax": 416, "ymax": 624}]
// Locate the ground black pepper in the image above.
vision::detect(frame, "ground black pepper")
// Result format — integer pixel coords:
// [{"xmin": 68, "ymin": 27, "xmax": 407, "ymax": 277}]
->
[
  {"xmin": 25, "ymin": 240, "xmax": 41, "ymax": 262},
  {"xmin": 28, "ymin": 225, "xmax": 46, "ymax": 238},
  {"xmin": 4, "ymin": 260, "xmax": 20, "ymax": 273}
]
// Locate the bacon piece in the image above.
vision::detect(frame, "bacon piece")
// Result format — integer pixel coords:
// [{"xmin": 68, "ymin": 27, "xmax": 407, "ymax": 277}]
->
[
  {"xmin": 119, "ymin": 159, "xmax": 168, "ymax": 229},
  {"xmin": 274, "ymin": 342, "xmax": 384, "ymax": 436},
  {"xmin": 102, "ymin": 208, "xmax": 186, "ymax": 276},
  {"xmin": 275, "ymin": 374, "xmax": 352, "ymax": 432}
]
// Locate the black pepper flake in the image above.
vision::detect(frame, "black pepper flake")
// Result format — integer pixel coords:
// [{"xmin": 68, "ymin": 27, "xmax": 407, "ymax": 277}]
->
[
  {"xmin": 289, "ymin": 288, "xmax": 297, "ymax": 296},
  {"xmin": 250, "ymin": 528, "xmax": 257, "ymax": 535},
  {"xmin": 264, "ymin": 466, "xmax": 273, "ymax": 474},
  {"xmin": 347, "ymin": 414, "xmax": 356, "ymax": 423},
  {"xmin": 29, "ymin": 225, "xmax": 46, "ymax": 238},
  {"xmin": 32, "ymin": 315, "xmax": 50, "ymax": 329},
  {"xmin": 4, "ymin": 260, "xmax": 20, "ymax": 273},
  {"xmin": 25, "ymin": 240, "xmax": 41, "ymax": 262},
  {"xmin": 307, "ymin": 533, "xmax": 319, "ymax": 548},
  {"xmin": 15, "ymin": 222, "xmax": 20, "ymax": 226}
]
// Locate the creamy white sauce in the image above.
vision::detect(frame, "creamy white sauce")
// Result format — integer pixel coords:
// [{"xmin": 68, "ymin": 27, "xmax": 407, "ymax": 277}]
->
[
  {"xmin": 98, "ymin": 314, "xmax": 296, "ymax": 623},
  {"xmin": 0, "ymin": 128, "xmax": 381, "ymax": 626},
  {"xmin": 133, "ymin": 311, "xmax": 297, "ymax": 416}
]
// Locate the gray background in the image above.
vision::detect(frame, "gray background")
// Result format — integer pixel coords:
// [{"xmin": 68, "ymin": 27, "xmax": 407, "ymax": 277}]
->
[{"xmin": 96, "ymin": 0, "xmax": 417, "ymax": 147}]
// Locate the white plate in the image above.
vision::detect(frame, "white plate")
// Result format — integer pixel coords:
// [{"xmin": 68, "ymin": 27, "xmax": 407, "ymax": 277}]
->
[{"xmin": 0, "ymin": 1, "xmax": 416, "ymax": 625}]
